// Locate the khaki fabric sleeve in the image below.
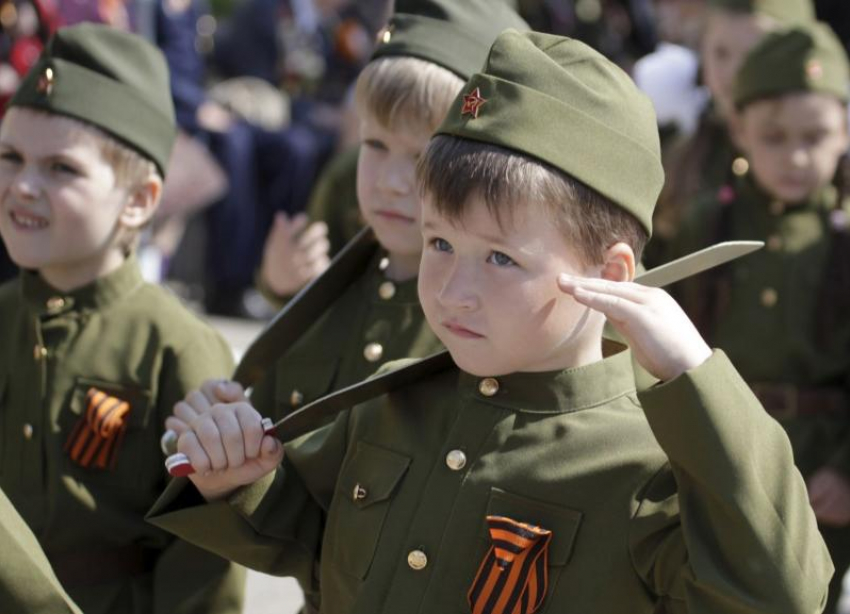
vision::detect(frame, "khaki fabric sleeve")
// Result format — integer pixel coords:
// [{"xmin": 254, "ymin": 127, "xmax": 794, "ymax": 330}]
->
[
  {"xmin": 0, "ymin": 488, "xmax": 82, "ymax": 614},
  {"xmin": 147, "ymin": 411, "xmax": 349, "ymax": 582},
  {"xmin": 629, "ymin": 350, "xmax": 833, "ymax": 614},
  {"xmin": 150, "ymin": 328, "xmax": 245, "ymax": 614}
]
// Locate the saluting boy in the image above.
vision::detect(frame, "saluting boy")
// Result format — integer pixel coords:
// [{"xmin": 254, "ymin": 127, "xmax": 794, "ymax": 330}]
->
[
  {"xmin": 150, "ymin": 30, "xmax": 831, "ymax": 614},
  {"xmin": 671, "ymin": 21, "xmax": 850, "ymax": 612},
  {"xmin": 0, "ymin": 24, "xmax": 244, "ymax": 614}
]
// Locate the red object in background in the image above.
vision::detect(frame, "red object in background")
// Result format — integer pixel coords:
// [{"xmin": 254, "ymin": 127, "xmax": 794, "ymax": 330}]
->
[{"xmin": 9, "ymin": 36, "xmax": 43, "ymax": 74}]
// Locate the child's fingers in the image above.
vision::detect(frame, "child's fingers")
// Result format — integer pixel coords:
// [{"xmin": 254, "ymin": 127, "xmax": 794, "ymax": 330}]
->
[
  {"xmin": 186, "ymin": 389, "xmax": 214, "ymax": 413},
  {"xmin": 177, "ymin": 430, "xmax": 212, "ymax": 475},
  {"xmin": 235, "ymin": 403, "xmax": 265, "ymax": 459},
  {"xmin": 193, "ymin": 414, "xmax": 229, "ymax": 472},
  {"xmin": 173, "ymin": 400, "xmax": 201, "ymax": 427},
  {"xmin": 284, "ymin": 213, "xmax": 310, "ymax": 240},
  {"xmin": 296, "ymin": 221, "xmax": 329, "ymax": 249},
  {"xmin": 558, "ymin": 274, "xmax": 649, "ymax": 304},
  {"xmin": 561, "ymin": 282, "xmax": 645, "ymax": 324},
  {"xmin": 164, "ymin": 416, "xmax": 190, "ymax": 435},
  {"xmin": 211, "ymin": 406, "xmax": 247, "ymax": 469}
]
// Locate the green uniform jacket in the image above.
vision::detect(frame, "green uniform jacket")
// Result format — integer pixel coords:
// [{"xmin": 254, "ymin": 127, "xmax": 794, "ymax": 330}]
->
[
  {"xmin": 0, "ymin": 258, "xmax": 245, "ymax": 614},
  {"xmin": 671, "ymin": 177, "xmax": 850, "ymax": 477},
  {"xmin": 0, "ymin": 486, "xmax": 81, "ymax": 614},
  {"xmin": 149, "ymin": 347, "xmax": 831, "ymax": 614},
  {"xmin": 248, "ymin": 228, "xmax": 443, "ymax": 422}
]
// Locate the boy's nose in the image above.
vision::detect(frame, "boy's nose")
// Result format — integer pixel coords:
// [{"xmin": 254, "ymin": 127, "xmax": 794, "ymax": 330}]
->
[
  {"xmin": 377, "ymin": 159, "xmax": 413, "ymax": 196},
  {"xmin": 438, "ymin": 265, "xmax": 479, "ymax": 311},
  {"xmin": 790, "ymin": 148, "xmax": 810, "ymax": 168},
  {"xmin": 10, "ymin": 165, "xmax": 42, "ymax": 200}
]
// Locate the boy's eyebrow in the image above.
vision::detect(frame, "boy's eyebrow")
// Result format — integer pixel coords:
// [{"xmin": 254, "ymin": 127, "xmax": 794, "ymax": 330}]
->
[{"xmin": 422, "ymin": 220, "xmax": 516, "ymax": 249}]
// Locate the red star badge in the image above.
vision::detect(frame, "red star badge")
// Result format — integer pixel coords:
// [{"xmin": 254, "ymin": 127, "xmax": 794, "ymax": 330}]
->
[{"xmin": 461, "ymin": 87, "xmax": 487, "ymax": 119}]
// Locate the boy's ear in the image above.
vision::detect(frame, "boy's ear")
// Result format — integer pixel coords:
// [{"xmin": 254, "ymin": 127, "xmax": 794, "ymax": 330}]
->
[
  {"xmin": 600, "ymin": 242, "xmax": 635, "ymax": 283},
  {"xmin": 119, "ymin": 174, "xmax": 162, "ymax": 230}
]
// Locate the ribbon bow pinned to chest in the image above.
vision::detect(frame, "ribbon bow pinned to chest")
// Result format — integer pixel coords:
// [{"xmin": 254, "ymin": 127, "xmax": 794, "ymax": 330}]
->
[
  {"xmin": 64, "ymin": 388, "xmax": 131, "ymax": 470},
  {"xmin": 468, "ymin": 515, "xmax": 553, "ymax": 614}
]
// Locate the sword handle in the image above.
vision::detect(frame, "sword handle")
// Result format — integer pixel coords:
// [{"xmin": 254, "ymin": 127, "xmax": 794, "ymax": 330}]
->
[{"xmin": 165, "ymin": 418, "xmax": 277, "ymax": 477}]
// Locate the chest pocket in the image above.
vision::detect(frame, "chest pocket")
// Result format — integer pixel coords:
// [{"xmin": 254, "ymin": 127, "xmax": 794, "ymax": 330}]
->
[
  {"xmin": 329, "ymin": 441, "xmax": 410, "ymax": 579},
  {"xmin": 476, "ymin": 488, "xmax": 583, "ymax": 613},
  {"xmin": 59, "ymin": 378, "xmax": 153, "ymax": 487},
  {"xmin": 274, "ymin": 358, "xmax": 340, "ymax": 420}
]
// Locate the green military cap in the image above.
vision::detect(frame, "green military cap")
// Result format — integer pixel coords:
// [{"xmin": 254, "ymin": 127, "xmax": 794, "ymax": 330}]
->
[
  {"xmin": 9, "ymin": 23, "xmax": 176, "ymax": 176},
  {"xmin": 371, "ymin": 0, "xmax": 529, "ymax": 80},
  {"xmin": 708, "ymin": 0, "xmax": 815, "ymax": 24},
  {"xmin": 734, "ymin": 22, "xmax": 850, "ymax": 108},
  {"xmin": 436, "ymin": 30, "xmax": 663, "ymax": 235}
]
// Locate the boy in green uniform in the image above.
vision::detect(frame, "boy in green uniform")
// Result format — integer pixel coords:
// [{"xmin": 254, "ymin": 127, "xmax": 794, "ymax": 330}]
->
[
  {"xmin": 0, "ymin": 24, "xmax": 244, "ymax": 614},
  {"xmin": 650, "ymin": 0, "xmax": 815, "ymax": 265},
  {"xmin": 166, "ymin": 0, "xmax": 528, "ymax": 429},
  {"xmin": 149, "ymin": 29, "xmax": 832, "ymax": 614},
  {"xmin": 0, "ymin": 487, "xmax": 81, "ymax": 614},
  {"xmin": 671, "ymin": 21, "xmax": 850, "ymax": 612}
]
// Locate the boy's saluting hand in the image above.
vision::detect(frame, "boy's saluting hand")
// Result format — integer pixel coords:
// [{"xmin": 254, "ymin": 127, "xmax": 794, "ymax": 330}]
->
[{"xmin": 558, "ymin": 274, "xmax": 712, "ymax": 382}]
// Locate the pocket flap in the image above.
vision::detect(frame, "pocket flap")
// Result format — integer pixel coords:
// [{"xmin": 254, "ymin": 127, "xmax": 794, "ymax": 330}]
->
[
  {"xmin": 339, "ymin": 441, "xmax": 410, "ymax": 510},
  {"xmin": 69, "ymin": 378, "xmax": 153, "ymax": 430},
  {"xmin": 486, "ymin": 488, "xmax": 582, "ymax": 566}
]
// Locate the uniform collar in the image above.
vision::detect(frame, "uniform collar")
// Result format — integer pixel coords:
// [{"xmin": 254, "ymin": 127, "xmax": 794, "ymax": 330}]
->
[
  {"xmin": 736, "ymin": 174, "xmax": 837, "ymax": 216},
  {"xmin": 458, "ymin": 342, "xmax": 636, "ymax": 414},
  {"xmin": 19, "ymin": 255, "xmax": 144, "ymax": 317}
]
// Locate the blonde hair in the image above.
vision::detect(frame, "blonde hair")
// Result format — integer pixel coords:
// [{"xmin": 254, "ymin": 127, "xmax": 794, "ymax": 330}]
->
[
  {"xmin": 355, "ymin": 56, "xmax": 464, "ymax": 133},
  {"xmin": 418, "ymin": 135, "xmax": 648, "ymax": 265}
]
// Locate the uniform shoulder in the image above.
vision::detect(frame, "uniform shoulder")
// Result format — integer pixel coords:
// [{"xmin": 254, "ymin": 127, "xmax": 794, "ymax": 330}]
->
[{"xmin": 119, "ymin": 282, "xmax": 230, "ymax": 352}]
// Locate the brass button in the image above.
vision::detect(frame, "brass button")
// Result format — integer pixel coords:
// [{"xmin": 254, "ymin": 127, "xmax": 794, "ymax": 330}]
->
[
  {"xmin": 378, "ymin": 281, "xmax": 396, "ymax": 300},
  {"xmin": 22, "ymin": 424, "xmax": 33, "ymax": 440},
  {"xmin": 46, "ymin": 296, "xmax": 65, "ymax": 312},
  {"xmin": 379, "ymin": 257, "xmax": 390, "ymax": 272},
  {"xmin": 364, "ymin": 342, "xmax": 384, "ymax": 363},
  {"xmin": 731, "ymin": 157, "xmax": 749, "ymax": 176},
  {"xmin": 290, "ymin": 390, "xmax": 304, "ymax": 407},
  {"xmin": 352, "ymin": 483, "xmax": 367, "ymax": 502},
  {"xmin": 407, "ymin": 549, "xmax": 428, "ymax": 570},
  {"xmin": 33, "ymin": 345, "xmax": 48, "ymax": 360},
  {"xmin": 769, "ymin": 200, "xmax": 785, "ymax": 216},
  {"xmin": 766, "ymin": 235, "xmax": 782, "ymax": 252},
  {"xmin": 446, "ymin": 449, "xmax": 467, "ymax": 471},
  {"xmin": 478, "ymin": 378, "xmax": 499, "ymax": 397},
  {"xmin": 760, "ymin": 288, "xmax": 778, "ymax": 308},
  {"xmin": 377, "ymin": 24, "xmax": 393, "ymax": 44}
]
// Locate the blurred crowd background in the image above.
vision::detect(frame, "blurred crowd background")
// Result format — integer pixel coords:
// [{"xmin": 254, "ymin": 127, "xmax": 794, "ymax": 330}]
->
[{"xmin": 0, "ymin": 0, "xmax": 847, "ymax": 319}]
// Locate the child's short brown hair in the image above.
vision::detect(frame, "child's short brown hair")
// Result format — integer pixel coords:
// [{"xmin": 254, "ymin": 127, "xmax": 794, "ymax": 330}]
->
[
  {"xmin": 418, "ymin": 135, "xmax": 649, "ymax": 265},
  {"xmin": 355, "ymin": 56, "xmax": 465, "ymax": 134}
]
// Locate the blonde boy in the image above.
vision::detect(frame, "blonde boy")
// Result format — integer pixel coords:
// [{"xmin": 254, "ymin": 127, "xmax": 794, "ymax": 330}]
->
[{"xmin": 0, "ymin": 24, "xmax": 244, "ymax": 614}]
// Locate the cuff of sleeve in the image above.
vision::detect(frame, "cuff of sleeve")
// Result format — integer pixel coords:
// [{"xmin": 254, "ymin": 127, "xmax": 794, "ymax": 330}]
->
[{"xmin": 637, "ymin": 349, "xmax": 778, "ymax": 464}]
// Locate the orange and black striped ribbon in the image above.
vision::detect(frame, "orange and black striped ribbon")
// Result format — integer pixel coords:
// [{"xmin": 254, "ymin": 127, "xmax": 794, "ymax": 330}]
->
[
  {"xmin": 468, "ymin": 515, "xmax": 552, "ymax": 614},
  {"xmin": 64, "ymin": 388, "xmax": 131, "ymax": 470}
]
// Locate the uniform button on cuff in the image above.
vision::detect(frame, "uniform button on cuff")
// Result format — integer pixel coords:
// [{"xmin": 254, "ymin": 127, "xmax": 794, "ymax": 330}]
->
[
  {"xmin": 407, "ymin": 549, "xmax": 428, "ymax": 570},
  {"xmin": 23, "ymin": 424, "xmax": 34, "ymax": 439},
  {"xmin": 446, "ymin": 449, "xmax": 467, "ymax": 471},
  {"xmin": 364, "ymin": 343, "xmax": 384, "ymax": 362},
  {"xmin": 479, "ymin": 378, "xmax": 499, "ymax": 397}
]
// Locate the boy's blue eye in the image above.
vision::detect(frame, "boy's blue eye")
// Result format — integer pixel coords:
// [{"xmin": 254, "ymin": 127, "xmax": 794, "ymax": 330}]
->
[
  {"xmin": 431, "ymin": 237, "xmax": 452, "ymax": 253},
  {"xmin": 363, "ymin": 138, "xmax": 388, "ymax": 152},
  {"xmin": 487, "ymin": 251, "xmax": 516, "ymax": 267},
  {"xmin": 51, "ymin": 161, "xmax": 79, "ymax": 175}
]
